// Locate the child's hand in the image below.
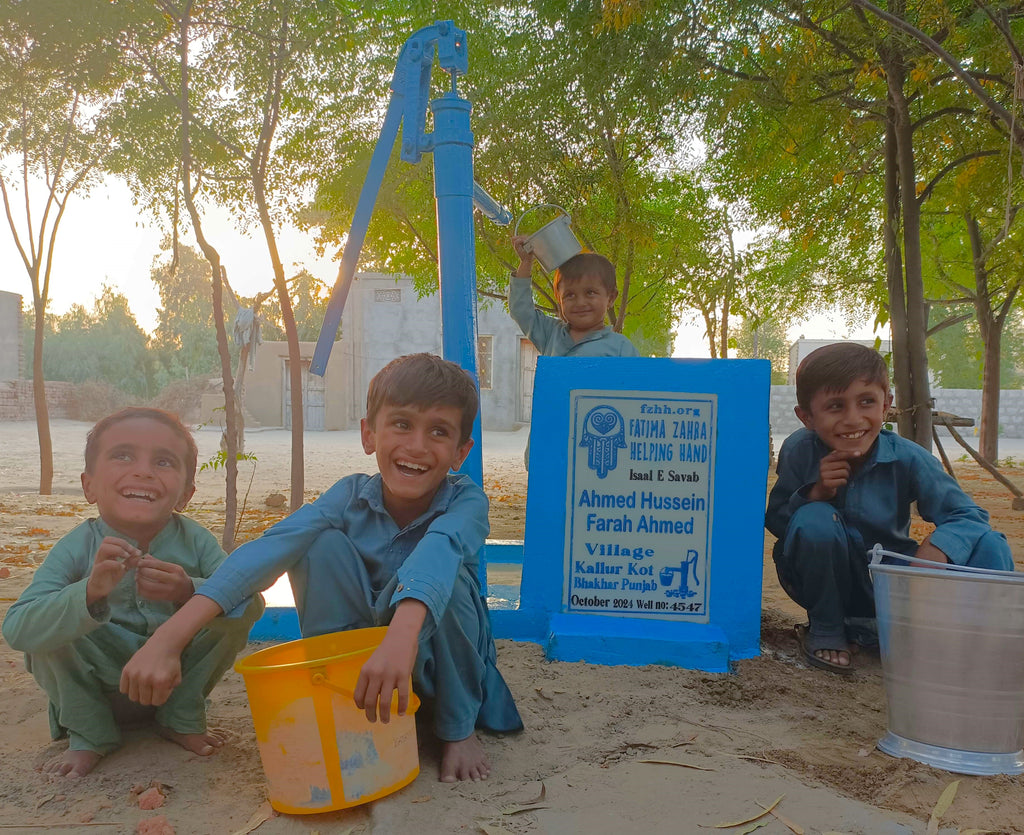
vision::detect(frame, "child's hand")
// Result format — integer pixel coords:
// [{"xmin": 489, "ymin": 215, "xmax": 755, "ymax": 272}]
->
[
  {"xmin": 914, "ymin": 534, "xmax": 950, "ymax": 565},
  {"xmin": 353, "ymin": 633, "xmax": 417, "ymax": 724},
  {"xmin": 512, "ymin": 234, "xmax": 534, "ymax": 278},
  {"xmin": 120, "ymin": 640, "xmax": 182, "ymax": 706},
  {"xmin": 136, "ymin": 555, "xmax": 193, "ymax": 606},
  {"xmin": 808, "ymin": 449, "xmax": 858, "ymax": 501},
  {"xmin": 86, "ymin": 537, "xmax": 142, "ymax": 607}
]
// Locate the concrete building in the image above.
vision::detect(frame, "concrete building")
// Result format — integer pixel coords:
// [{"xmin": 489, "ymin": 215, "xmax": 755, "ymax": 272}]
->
[
  {"xmin": 0, "ymin": 290, "xmax": 22, "ymax": 381},
  {"xmin": 201, "ymin": 273, "xmax": 537, "ymax": 431},
  {"xmin": 786, "ymin": 337, "xmax": 891, "ymax": 384}
]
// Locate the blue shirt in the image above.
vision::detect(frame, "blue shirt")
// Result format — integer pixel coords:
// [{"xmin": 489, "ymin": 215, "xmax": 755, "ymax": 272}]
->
[
  {"xmin": 766, "ymin": 428, "xmax": 995, "ymax": 565},
  {"xmin": 508, "ymin": 275, "xmax": 640, "ymax": 357},
  {"xmin": 197, "ymin": 472, "xmax": 488, "ymax": 631},
  {"xmin": 3, "ymin": 515, "xmax": 226, "ymax": 655}
]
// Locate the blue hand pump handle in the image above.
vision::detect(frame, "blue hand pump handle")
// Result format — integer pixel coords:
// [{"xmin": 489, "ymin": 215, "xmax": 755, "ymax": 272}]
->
[{"xmin": 311, "ymin": 22, "xmax": 509, "ymax": 377}]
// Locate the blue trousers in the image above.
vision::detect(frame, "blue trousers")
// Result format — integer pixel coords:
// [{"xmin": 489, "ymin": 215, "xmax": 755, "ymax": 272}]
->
[
  {"xmin": 289, "ymin": 529, "xmax": 522, "ymax": 741},
  {"xmin": 773, "ymin": 502, "xmax": 1014, "ymax": 641}
]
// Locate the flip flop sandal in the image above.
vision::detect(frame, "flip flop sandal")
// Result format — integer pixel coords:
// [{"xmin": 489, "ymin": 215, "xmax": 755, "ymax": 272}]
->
[{"xmin": 794, "ymin": 623, "xmax": 854, "ymax": 675}]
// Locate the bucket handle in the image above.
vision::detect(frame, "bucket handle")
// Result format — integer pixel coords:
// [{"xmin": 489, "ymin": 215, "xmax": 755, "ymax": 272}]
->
[
  {"xmin": 869, "ymin": 544, "xmax": 1018, "ymax": 577},
  {"xmin": 311, "ymin": 671, "xmax": 355, "ymax": 699},
  {"xmin": 311, "ymin": 671, "xmax": 421, "ymax": 712},
  {"xmin": 514, "ymin": 203, "xmax": 570, "ymax": 239}
]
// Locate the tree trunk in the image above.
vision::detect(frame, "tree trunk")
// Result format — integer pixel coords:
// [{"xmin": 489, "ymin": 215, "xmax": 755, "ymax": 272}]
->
[
  {"xmin": 887, "ymin": 59, "xmax": 932, "ymax": 448},
  {"xmin": 32, "ymin": 299, "xmax": 53, "ymax": 495},
  {"xmin": 979, "ymin": 321, "xmax": 1001, "ymax": 463},
  {"xmin": 966, "ymin": 213, "xmax": 1001, "ymax": 463},
  {"xmin": 178, "ymin": 6, "xmax": 239, "ymax": 551},
  {"xmin": 253, "ymin": 9, "xmax": 304, "ymax": 512},
  {"xmin": 883, "ymin": 110, "xmax": 913, "ymax": 440}
]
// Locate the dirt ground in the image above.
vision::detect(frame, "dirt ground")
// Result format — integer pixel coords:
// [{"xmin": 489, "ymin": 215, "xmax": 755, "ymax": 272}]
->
[{"xmin": 2, "ymin": 420, "xmax": 1024, "ymax": 835}]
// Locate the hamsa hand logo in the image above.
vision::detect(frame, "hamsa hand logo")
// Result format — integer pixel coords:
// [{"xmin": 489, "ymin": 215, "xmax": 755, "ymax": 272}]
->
[{"xmin": 579, "ymin": 406, "xmax": 626, "ymax": 478}]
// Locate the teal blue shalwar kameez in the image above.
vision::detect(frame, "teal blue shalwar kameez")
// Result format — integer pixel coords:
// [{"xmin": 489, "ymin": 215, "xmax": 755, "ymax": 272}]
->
[
  {"xmin": 197, "ymin": 472, "xmax": 523, "ymax": 742},
  {"xmin": 2, "ymin": 516, "xmax": 262, "ymax": 754}
]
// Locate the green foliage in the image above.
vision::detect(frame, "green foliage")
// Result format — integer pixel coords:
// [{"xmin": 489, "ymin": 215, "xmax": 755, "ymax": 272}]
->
[
  {"xmin": 21, "ymin": 286, "xmax": 153, "ymax": 397},
  {"xmin": 928, "ymin": 307, "xmax": 1024, "ymax": 389},
  {"xmin": 199, "ymin": 450, "xmax": 258, "ymax": 474},
  {"xmin": 150, "ymin": 245, "xmax": 234, "ymax": 380},
  {"xmin": 732, "ymin": 315, "xmax": 790, "ymax": 383}
]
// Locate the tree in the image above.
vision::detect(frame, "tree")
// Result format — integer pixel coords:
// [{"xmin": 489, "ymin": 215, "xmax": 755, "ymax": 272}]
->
[
  {"xmin": 307, "ymin": 1, "xmax": 702, "ymax": 356},
  {"xmin": 25, "ymin": 286, "xmax": 152, "ymax": 398},
  {"xmin": 0, "ymin": 0, "xmax": 123, "ymax": 493},
  {"xmin": 150, "ymin": 244, "xmax": 228, "ymax": 380}
]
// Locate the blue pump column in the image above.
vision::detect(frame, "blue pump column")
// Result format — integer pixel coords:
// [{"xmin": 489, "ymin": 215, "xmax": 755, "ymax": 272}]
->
[{"xmin": 431, "ymin": 91, "xmax": 483, "ymax": 490}]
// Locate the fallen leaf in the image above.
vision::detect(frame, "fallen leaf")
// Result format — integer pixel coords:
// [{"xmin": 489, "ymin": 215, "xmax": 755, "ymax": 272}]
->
[
  {"xmin": 756, "ymin": 799, "xmax": 804, "ymax": 835},
  {"xmin": 500, "ymin": 802, "xmax": 549, "ymax": 816},
  {"xmin": 714, "ymin": 795, "xmax": 784, "ymax": 828},
  {"xmin": 638, "ymin": 758, "xmax": 715, "ymax": 772},
  {"xmin": 229, "ymin": 801, "xmax": 275, "ymax": 835},
  {"xmin": 520, "ymin": 783, "xmax": 546, "ymax": 805},
  {"xmin": 735, "ymin": 821, "xmax": 770, "ymax": 835},
  {"xmin": 928, "ymin": 780, "xmax": 960, "ymax": 835}
]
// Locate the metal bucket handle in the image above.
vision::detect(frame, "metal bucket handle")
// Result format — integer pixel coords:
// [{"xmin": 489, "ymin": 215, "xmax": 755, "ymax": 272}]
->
[
  {"xmin": 514, "ymin": 203, "xmax": 571, "ymax": 242},
  {"xmin": 869, "ymin": 544, "xmax": 1020, "ymax": 578}
]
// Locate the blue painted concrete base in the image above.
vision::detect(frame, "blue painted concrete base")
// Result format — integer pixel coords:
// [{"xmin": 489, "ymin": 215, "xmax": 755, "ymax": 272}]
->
[
  {"xmin": 249, "ymin": 607, "xmax": 299, "ymax": 642},
  {"xmin": 547, "ymin": 613, "xmax": 731, "ymax": 672}
]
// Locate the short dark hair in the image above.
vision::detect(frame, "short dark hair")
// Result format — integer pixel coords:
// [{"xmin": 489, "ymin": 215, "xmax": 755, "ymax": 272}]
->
[
  {"xmin": 366, "ymin": 353, "xmax": 479, "ymax": 444},
  {"xmin": 85, "ymin": 407, "xmax": 199, "ymax": 488},
  {"xmin": 795, "ymin": 342, "xmax": 890, "ymax": 412},
  {"xmin": 553, "ymin": 252, "xmax": 617, "ymax": 298}
]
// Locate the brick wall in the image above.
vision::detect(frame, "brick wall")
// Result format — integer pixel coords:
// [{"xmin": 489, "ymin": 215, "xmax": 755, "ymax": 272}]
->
[{"xmin": 0, "ymin": 380, "xmax": 74, "ymax": 421}]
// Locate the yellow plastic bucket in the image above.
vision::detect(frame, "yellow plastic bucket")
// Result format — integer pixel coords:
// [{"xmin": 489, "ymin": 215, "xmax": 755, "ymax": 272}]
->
[{"xmin": 234, "ymin": 627, "xmax": 420, "ymax": 814}]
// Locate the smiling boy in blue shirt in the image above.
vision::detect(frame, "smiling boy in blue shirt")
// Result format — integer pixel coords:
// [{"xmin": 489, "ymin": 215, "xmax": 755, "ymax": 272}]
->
[
  {"xmin": 766, "ymin": 342, "xmax": 1013, "ymax": 674},
  {"xmin": 121, "ymin": 353, "xmax": 522, "ymax": 782}
]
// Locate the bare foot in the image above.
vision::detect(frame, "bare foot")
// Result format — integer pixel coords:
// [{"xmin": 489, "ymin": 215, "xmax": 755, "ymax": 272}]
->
[
  {"xmin": 157, "ymin": 725, "xmax": 227, "ymax": 756},
  {"xmin": 439, "ymin": 734, "xmax": 490, "ymax": 783},
  {"xmin": 38, "ymin": 749, "xmax": 102, "ymax": 778}
]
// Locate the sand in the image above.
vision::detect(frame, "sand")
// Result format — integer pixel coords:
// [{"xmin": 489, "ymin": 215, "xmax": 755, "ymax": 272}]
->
[{"xmin": 2, "ymin": 419, "xmax": 1024, "ymax": 834}]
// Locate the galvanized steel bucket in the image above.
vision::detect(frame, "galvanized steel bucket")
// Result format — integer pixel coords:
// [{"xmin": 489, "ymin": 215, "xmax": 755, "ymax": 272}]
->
[
  {"xmin": 869, "ymin": 545, "xmax": 1024, "ymax": 775},
  {"xmin": 515, "ymin": 204, "xmax": 582, "ymax": 273}
]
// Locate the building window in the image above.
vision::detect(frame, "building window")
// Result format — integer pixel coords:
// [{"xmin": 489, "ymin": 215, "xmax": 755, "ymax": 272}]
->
[
  {"xmin": 477, "ymin": 335, "xmax": 493, "ymax": 390},
  {"xmin": 374, "ymin": 288, "xmax": 402, "ymax": 303}
]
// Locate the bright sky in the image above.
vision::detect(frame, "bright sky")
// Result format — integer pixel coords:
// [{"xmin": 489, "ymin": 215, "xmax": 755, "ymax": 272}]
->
[{"xmin": 0, "ymin": 176, "xmax": 879, "ymax": 354}]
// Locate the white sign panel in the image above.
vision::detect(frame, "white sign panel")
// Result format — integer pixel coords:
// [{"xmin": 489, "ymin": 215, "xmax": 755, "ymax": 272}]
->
[{"xmin": 564, "ymin": 391, "xmax": 717, "ymax": 621}]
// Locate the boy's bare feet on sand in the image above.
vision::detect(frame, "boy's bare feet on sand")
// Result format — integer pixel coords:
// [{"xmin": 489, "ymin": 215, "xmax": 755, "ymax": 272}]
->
[
  {"xmin": 440, "ymin": 734, "xmax": 490, "ymax": 782},
  {"xmin": 157, "ymin": 726, "xmax": 227, "ymax": 756},
  {"xmin": 39, "ymin": 749, "xmax": 102, "ymax": 778}
]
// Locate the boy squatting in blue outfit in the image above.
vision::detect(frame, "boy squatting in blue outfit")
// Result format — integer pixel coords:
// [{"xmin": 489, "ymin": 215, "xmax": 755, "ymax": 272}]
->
[
  {"xmin": 2, "ymin": 407, "xmax": 263, "ymax": 778},
  {"xmin": 121, "ymin": 353, "xmax": 523, "ymax": 783},
  {"xmin": 766, "ymin": 342, "xmax": 1013, "ymax": 673}
]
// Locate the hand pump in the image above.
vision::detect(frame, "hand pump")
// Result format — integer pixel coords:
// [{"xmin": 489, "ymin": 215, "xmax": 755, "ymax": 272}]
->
[{"xmin": 311, "ymin": 21, "xmax": 510, "ymax": 495}]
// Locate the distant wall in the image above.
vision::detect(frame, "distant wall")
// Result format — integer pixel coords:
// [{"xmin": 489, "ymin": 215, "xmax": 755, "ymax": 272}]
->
[
  {"xmin": 0, "ymin": 380, "xmax": 74, "ymax": 421},
  {"xmin": 770, "ymin": 385, "xmax": 1024, "ymax": 439},
  {"xmin": 0, "ymin": 290, "xmax": 22, "ymax": 381}
]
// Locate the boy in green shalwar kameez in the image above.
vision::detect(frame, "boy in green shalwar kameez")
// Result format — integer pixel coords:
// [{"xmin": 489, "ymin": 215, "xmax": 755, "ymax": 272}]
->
[{"xmin": 2, "ymin": 408, "xmax": 262, "ymax": 777}]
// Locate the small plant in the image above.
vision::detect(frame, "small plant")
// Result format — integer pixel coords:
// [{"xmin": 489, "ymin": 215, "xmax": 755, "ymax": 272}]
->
[
  {"xmin": 199, "ymin": 450, "xmax": 258, "ymax": 473},
  {"xmin": 956, "ymin": 453, "xmax": 969, "ymax": 463}
]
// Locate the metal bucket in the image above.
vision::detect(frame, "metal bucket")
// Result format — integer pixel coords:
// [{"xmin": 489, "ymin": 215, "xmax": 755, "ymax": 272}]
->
[
  {"xmin": 868, "ymin": 546, "xmax": 1024, "ymax": 775},
  {"xmin": 515, "ymin": 204, "xmax": 582, "ymax": 273}
]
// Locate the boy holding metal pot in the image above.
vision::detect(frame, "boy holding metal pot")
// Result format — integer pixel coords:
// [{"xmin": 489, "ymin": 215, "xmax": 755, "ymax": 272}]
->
[{"xmin": 766, "ymin": 342, "xmax": 1013, "ymax": 674}]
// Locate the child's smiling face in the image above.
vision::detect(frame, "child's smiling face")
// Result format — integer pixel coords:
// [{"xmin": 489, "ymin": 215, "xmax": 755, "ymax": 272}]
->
[
  {"xmin": 557, "ymin": 272, "xmax": 616, "ymax": 335},
  {"xmin": 795, "ymin": 378, "xmax": 893, "ymax": 457},
  {"xmin": 80, "ymin": 417, "xmax": 195, "ymax": 545},
  {"xmin": 361, "ymin": 403, "xmax": 473, "ymax": 528}
]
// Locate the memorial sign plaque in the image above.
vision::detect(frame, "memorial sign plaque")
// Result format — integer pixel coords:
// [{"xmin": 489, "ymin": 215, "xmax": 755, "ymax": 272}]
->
[{"xmin": 565, "ymin": 391, "xmax": 716, "ymax": 622}]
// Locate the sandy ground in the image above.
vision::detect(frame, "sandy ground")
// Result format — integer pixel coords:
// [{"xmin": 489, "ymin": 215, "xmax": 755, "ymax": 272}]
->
[{"xmin": 2, "ymin": 420, "xmax": 1024, "ymax": 834}]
